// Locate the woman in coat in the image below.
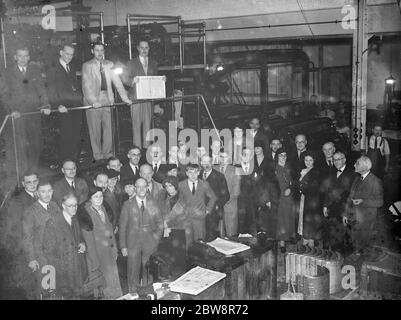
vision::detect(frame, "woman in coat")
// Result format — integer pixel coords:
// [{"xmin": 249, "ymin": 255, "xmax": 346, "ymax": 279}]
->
[
  {"xmin": 296, "ymin": 152, "xmax": 323, "ymax": 247},
  {"xmin": 274, "ymin": 148, "xmax": 296, "ymax": 253},
  {"xmin": 77, "ymin": 186, "xmax": 122, "ymax": 299},
  {"xmin": 43, "ymin": 193, "xmax": 87, "ymax": 299}
]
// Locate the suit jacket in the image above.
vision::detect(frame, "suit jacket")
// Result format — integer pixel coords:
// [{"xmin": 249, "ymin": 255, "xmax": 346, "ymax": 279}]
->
[
  {"xmin": 201, "ymin": 169, "xmax": 230, "ymax": 210},
  {"xmin": 317, "ymin": 156, "xmax": 337, "ymax": 182},
  {"xmin": 42, "ymin": 212, "xmax": 87, "ymax": 297},
  {"xmin": 323, "ymin": 165, "xmax": 358, "ymax": 216},
  {"xmin": 22, "ymin": 201, "xmax": 60, "ymax": 265},
  {"xmin": 178, "ymin": 179, "xmax": 217, "ymax": 221},
  {"xmin": 103, "ymin": 183, "xmax": 125, "ymax": 228},
  {"xmin": 253, "ymin": 130, "xmax": 270, "ymax": 152},
  {"xmin": 345, "ymin": 172, "xmax": 383, "ymax": 223},
  {"xmin": 288, "ymin": 148, "xmax": 309, "ymax": 180},
  {"xmin": 214, "ymin": 165, "xmax": 241, "ymax": 202},
  {"xmin": 119, "ymin": 197, "xmax": 163, "ymax": 254},
  {"xmin": 120, "ymin": 163, "xmax": 141, "ymax": 183},
  {"xmin": 0, "ymin": 63, "xmax": 49, "ymax": 112},
  {"xmin": 82, "ymin": 58, "xmax": 129, "ymax": 106},
  {"xmin": 46, "ymin": 60, "xmax": 83, "ymax": 109},
  {"xmin": 151, "ymin": 163, "xmax": 170, "ymax": 184},
  {"xmin": 52, "ymin": 177, "xmax": 89, "ymax": 207},
  {"xmin": 148, "ymin": 180, "xmax": 163, "ymax": 200},
  {"xmin": 122, "ymin": 56, "xmax": 158, "ymax": 100},
  {"xmin": 0, "ymin": 190, "xmax": 36, "ymax": 254}
]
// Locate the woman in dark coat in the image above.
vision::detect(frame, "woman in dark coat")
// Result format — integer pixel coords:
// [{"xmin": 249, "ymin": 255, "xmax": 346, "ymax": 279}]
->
[
  {"xmin": 296, "ymin": 152, "xmax": 323, "ymax": 246},
  {"xmin": 274, "ymin": 148, "xmax": 296, "ymax": 253},
  {"xmin": 42, "ymin": 193, "xmax": 87, "ymax": 299},
  {"xmin": 77, "ymin": 186, "xmax": 122, "ymax": 299}
]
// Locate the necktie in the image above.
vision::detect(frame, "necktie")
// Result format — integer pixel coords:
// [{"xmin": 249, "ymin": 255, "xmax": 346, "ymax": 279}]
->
[
  {"xmin": 140, "ymin": 200, "xmax": 145, "ymax": 212},
  {"xmin": 45, "ymin": 204, "xmax": 48, "ymax": 211},
  {"xmin": 71, "ymin": 180, "xmax": 75, "ymax": 190},
  {"xmin": 192, "ymin": 182, "xmax": 196, "ymax": 195},
  {"xmin": 244, "ymin": 166, "xmax": 248, "ymax": 174},
  {"xmin": 153, "ymin": 164, "xmax": 158, "ymax": 172},
  {"xmin": 336, "ymin": 169, "xmax": 342, "ymax": 178},
  {"xmin": 374, "ymin": 136, "xmax": 378, "ymax": 149},
  {"xmin": 328, "ymin": 159, "xmax": 332, "ymax": 167},
  {"xmin": 220, "ymin": 166, "xmax": 225, "ymax": 174},
  {"xmin": 21, "ymin": 67, "xmax": 26, "ymax": 76},
  {"xmin": 203, "ymin": 172, "xmax": 208, "ymax": 180},
  {"xmin": 100, "ymin": 62, "xmax": 107, "ymax": 91},
  {"xmin": 143, "ymin": 58, "xmax": 148, "ymax": 74},
  {"xmin": 66, "ymin": 63, "xmax": 70, "ymax": 73}
]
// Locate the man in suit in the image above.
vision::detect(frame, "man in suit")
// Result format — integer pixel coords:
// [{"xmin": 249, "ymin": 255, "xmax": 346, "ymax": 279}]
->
[
  {"xmin": 46, "ymin": 43, "xmax": 83, "ymax": 163},
  {"xmin": 52, "ymin": 160, "xmax": 89, "ymax": 207},
  {"xmin": 323, "ymin": 152, "xmax": 357, "ymax": 220},
  {"xmin": 249, "ymin": 117, "xmax": 269, "ymax": 152},
  {"xmin": 217, "ymin": 152, "xmax": 241, "ymax": 236},
  {"xmin": 103, "ymin": 168, "xmax": 124, "ymax": 230},
  {"xmin": 318, "ymin": 142, "xmax": 337, "ymax": 180},
  {"xmin": 120, "ymin": 146, "xmax": 143, "ymax": 183},
  {"xmin": 0, "ymin": 172, "xmax": 38, "ymax": 299},
  {"xmin": 122, "ymin": 39, "xmax": 158, "ymax": 149},
  {"xmin": 22, "ymin": 180, "xmax": 60, "ymax": 299},
  {"xmin": 107, "ymin": 156, "xmax": 122, "ymax": 173},
  {"xmin": 343, "ymin": 156, "xmax": 383, "ymax": 254},
  {"xmin": 139, "ymin": 164, "xmax": 163, "ymax": 200},
  {"xmin": 178, "ymin": 164, "xmax": 217, "ymax": 246},
  {"xmin": 82, "ymin": 42, "xmax": 132, "ymax": 162},
  {"xmin": 119, "ymin": 177, "xmax": 163, "ymax": 292},
  {"xmin": 265, "ymin": 138, "xmax": 282, "ymax": 171},
  {"xmin": 289, "ymin": 134, "xmax": 309, "ymax": 179},
  {"xmin": 147, "ymin": 145, "xmax": 169, "ymax": 184},
  {"xmin": 0, "ymin": 46, "xmax": 50, "ymax": 187},
  {"xmin": 211, "ymin": 140, "xmax": 222, "ymax": 165},
  {"xmin": 200, "ymin": 155, "xmax": 230, "ymax": 240}
]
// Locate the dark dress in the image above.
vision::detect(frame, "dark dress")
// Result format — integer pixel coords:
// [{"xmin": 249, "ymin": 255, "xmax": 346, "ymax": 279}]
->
[
  {"xmin": 275, "ymin": 164, "xmax": 296, "ymax": 241},
  {"xmin": 297, "ymin": 167, "xmax": 323, "ymax": 240}
]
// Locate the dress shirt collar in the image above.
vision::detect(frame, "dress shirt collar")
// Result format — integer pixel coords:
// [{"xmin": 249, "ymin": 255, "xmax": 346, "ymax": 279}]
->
[
  {"xmin": 65, "ymin": 177, "xmax": 75, "ymax": 187},
  {"xmin": 38, "ymin": 199, "xmax": 49, "ymax": 211},
  {"xmin": 139, "ymin": 56, "xmax": 148, "ymax": 65},
  {"xmin": 241, "ymin": 162, "xmax": 250, "ymax": 173},
  {"xmin": 59, "ymin": 58, "xmax": 69, "ymax": 72},
  {"xmin": 129, "ymin": 162, "xmax": 139, "ymax": 173},
  {"xmin": 188, "ymin": 179, "xmax": 198, "ymax": 190},
  {"xmin": 203, "ymin": 169, "xmax": 212, "ymax": 180},
  {"xmin": 136, "ymin": 196, "xmax": 147, "ymax": 208},
  {"xmin": 62, "ymin": 211, "xmax": 72, "ymax": 226},
  {"xmin": 18, "ymin": 65, "xmax": 27, "ymax": 73},
  {"xmin": 25, "ymin": 190, "xmax": 35, "ymax": 198},
  {"xmin": 338, "ymin": 165, "xmax": 346, "ymax": 173},
  {"xmin": 361, "ymin": 171, "xmax": 370, "ymax": 180}
]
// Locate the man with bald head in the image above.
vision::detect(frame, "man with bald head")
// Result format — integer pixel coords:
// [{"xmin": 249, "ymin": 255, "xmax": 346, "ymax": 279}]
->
[
  {"xmin": 200, "ymin": 155, "xmax": 229, "ymax": 239},
  {"xmin": 318, "ymin": 142, "xmax": 337, "ymax": 179},
  {"xmin": 139, "ymin": 163, "xmax": 163, "ymax": 199},
  {"xmin": 343, "ymin": 156, "xmax": 383, "ymax": 254},
  {"xmin": 119, "ymin": 177, "xmax": 163, "ymax": 291}
]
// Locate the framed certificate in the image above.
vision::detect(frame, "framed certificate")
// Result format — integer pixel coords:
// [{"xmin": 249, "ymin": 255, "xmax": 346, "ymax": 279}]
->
[{"xmin": 135, "ymin": 76, "xmax": 166, "ymax": 99}]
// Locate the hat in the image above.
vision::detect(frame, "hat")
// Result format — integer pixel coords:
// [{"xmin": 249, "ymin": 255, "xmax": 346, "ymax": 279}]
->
[
  {"xmin": 121, "ymin": 178, "xmax": 135, "ymax": 188},
  {"xmin": 88, "ymin": 185, "xmax": 103, "ymax": 198},
  {"xmin": 105, "ymin": 168, "xmax": 119, "ymax": 179},
  {"xmin": 162, "ymin": 176, "xmax": 179, "ymax": 190},
  {"xmin": 254, "ymin": 140, "xmax": 265, "ymax": 149}
]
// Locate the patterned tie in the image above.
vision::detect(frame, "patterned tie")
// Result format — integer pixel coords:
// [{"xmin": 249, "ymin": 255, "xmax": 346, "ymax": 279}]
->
[
  {"xmin": 192, "ymin": 182, "xmax": 196, "ymax": 195},
  {"xmin": 100, "ymin": 62, "xmax": 107, "ymax": 91}
]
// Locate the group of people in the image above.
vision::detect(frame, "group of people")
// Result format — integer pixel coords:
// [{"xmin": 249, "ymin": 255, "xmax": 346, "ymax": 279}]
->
[
  {"xmin": 0, "ymin": 39, "xmax": 157, "ymax": 188},
  {"xmin": 0, "ymin": 114, "xmax": 388, "ymax": 300}
]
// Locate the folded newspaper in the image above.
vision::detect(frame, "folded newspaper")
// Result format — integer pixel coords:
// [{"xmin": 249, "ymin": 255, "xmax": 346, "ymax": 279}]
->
[
  {"xmin": 207, "ymin": 237, "xmax": 251, "ymax": 255},
  {"xmin": 169, "ymin": 266, "xmax": 226, "ymax": 296}
]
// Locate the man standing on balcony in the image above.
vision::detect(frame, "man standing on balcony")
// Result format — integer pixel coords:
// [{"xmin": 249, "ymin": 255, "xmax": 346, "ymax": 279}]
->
[
  {"xmin": 82, "ymin": 42, "xmax": 132, "ymax": 163},
  {"xmin": 46, "ymin": 43, "xmax": 83, "ymax": 164},
  {"xmin": 122, "ymin": 39, "xmax": 158, "ymax": 149},
  {"xmin": 0, "ymin": 46, "xmax": 51, "ymax": 187}
]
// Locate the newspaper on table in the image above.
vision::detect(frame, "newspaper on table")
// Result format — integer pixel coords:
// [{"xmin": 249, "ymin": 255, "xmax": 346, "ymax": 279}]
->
[
  {"xmin": 135, "ymin": 76, "xmax": 166, "ymax": 99},
  {"xmin": 207, "ymin": 237, "xmax": 251, "ymax": 255},
  {"xmin": 169, "ymin": 266, "xmax": 226, "ymax": 296}
]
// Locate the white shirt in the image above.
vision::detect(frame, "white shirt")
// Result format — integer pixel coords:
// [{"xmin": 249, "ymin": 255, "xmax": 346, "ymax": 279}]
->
[
  {"xmin": 136, "ymin": 196, "xmax": 147, "ymax": 209},
  {"xmin": 188, "ymin": 180, "xmax": 198, "ymax": 192},
  {"xmin": 241, "ymin": 162, "xmax": 251, "ymax": 173},
  {"xmin": 212, "ymin": 154, "xmax": 219, "ymax": 164},
  {"xmin": 361, "ymin": 171, "xmax": 370, "ymax": 181},
  {"xmin": 326, "ymin": 158, "xmax": 333, "ymax": 166},
  {"xmin": 272, "ymin": 152, "xmax": 276, "ymax": 160},
  {"xmin": 59, "ymin": 58, "xmax": 69, "ymax": 73},
  {"xmin": 367, "ymin": 135, "xmax": 390, "ymax": 156},
  {"xmin": 129, "ymin": 162, "xmax": 139, "ymax": 175},
  {"xmin": 336, "ymin": 165, "xmax": 346, "ymax": 178},
  {"xmin": 65, "ymin": 177, "xmax": 75, "ymax": 188},
  {"xmin": 38, "ymin": 199, "xmax": 49, "ymax": 211},
  {"xmin": 26, "ymin": 190, "xmax": 35, "ymax": 198},
  {"xmin": 203, "ymin": 169, "xmax": 212, "ymax": 180},
  {"xmin": 18, "ymin": 65, "xmax": 27, "ymax": 73},
  {"xmin": 251, "ymin": 130, "xmax": 257, "ymax": 138},
  {"xmin": 62, "ymin": 211, "xmax": 72, "ymax": 226},
  {"xmin": 152, "ymin": 160, "xmax": 162, "ymax": 171},
  {"xmin": 139, "ymin": 56, "xmax": 148, "ymax": 74}
]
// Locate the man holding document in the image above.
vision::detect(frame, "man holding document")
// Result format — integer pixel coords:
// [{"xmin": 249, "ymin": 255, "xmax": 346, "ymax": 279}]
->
[{"xmin": 122, "ymin": 39, "xmax": 159, "ymax": 149}]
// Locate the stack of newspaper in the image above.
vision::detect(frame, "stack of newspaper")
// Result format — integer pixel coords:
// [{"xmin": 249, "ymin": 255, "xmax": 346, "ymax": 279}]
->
[
  {"xmin": 169, "ymin": 266, "xmax": 226, "ymax": 296},
  {"xmin": 207, "ymin": 237, "xmax": 251, "ymax": 255}
]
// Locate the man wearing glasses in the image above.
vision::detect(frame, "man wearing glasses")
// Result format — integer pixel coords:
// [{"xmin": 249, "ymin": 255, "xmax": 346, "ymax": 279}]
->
[
  {"xmin": 52, "ymin": 160, "xmax": 89, "ymax": 207},
  {"xmin": 323, "ymin": 151, "xmax": 357, "ymax": 220},
  {"xmin": 0, "ymin": 172, "xmax": 39, "ymax": 299},
  {"xmin": 120, "ymin": 146, "xmax": 144, "ymax": 183}
]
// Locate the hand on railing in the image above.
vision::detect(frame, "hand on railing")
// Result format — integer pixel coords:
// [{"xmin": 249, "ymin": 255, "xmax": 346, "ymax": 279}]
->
[
  {"xmin": 58, "ymin": 105, "xmax": 68, "ymax": 113},
  {"xmin": 40, "ymin": 104, "xmax": 52, "ymax": 116},
  {"xmin": 93, "ymin": 102, "xmax": 102, "ymax": 109},
  {"xmin": 124, "ymin": 98, "xmax": 133, "ymax": 106}
]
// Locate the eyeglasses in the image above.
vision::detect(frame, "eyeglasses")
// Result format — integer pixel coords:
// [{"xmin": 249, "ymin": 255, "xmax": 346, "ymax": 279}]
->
[
  {"xmin": 333, "ymin": 157, "xmax": 345, "ymax": 162},
  {"xmin": 64, "ymin": 203, "xmax": 78, "ymax": 208}
]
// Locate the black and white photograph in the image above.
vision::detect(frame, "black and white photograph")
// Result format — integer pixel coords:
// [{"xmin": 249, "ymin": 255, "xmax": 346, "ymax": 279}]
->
[{"xmin": 0, "ymin": 0, "xmax": 400, "ymax": 305}]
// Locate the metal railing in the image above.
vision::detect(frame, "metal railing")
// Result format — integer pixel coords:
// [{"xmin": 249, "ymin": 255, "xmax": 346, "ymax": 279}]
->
[{"xmin": 0, "ymin": 93, "xmax": 218, "ymax": 188}]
